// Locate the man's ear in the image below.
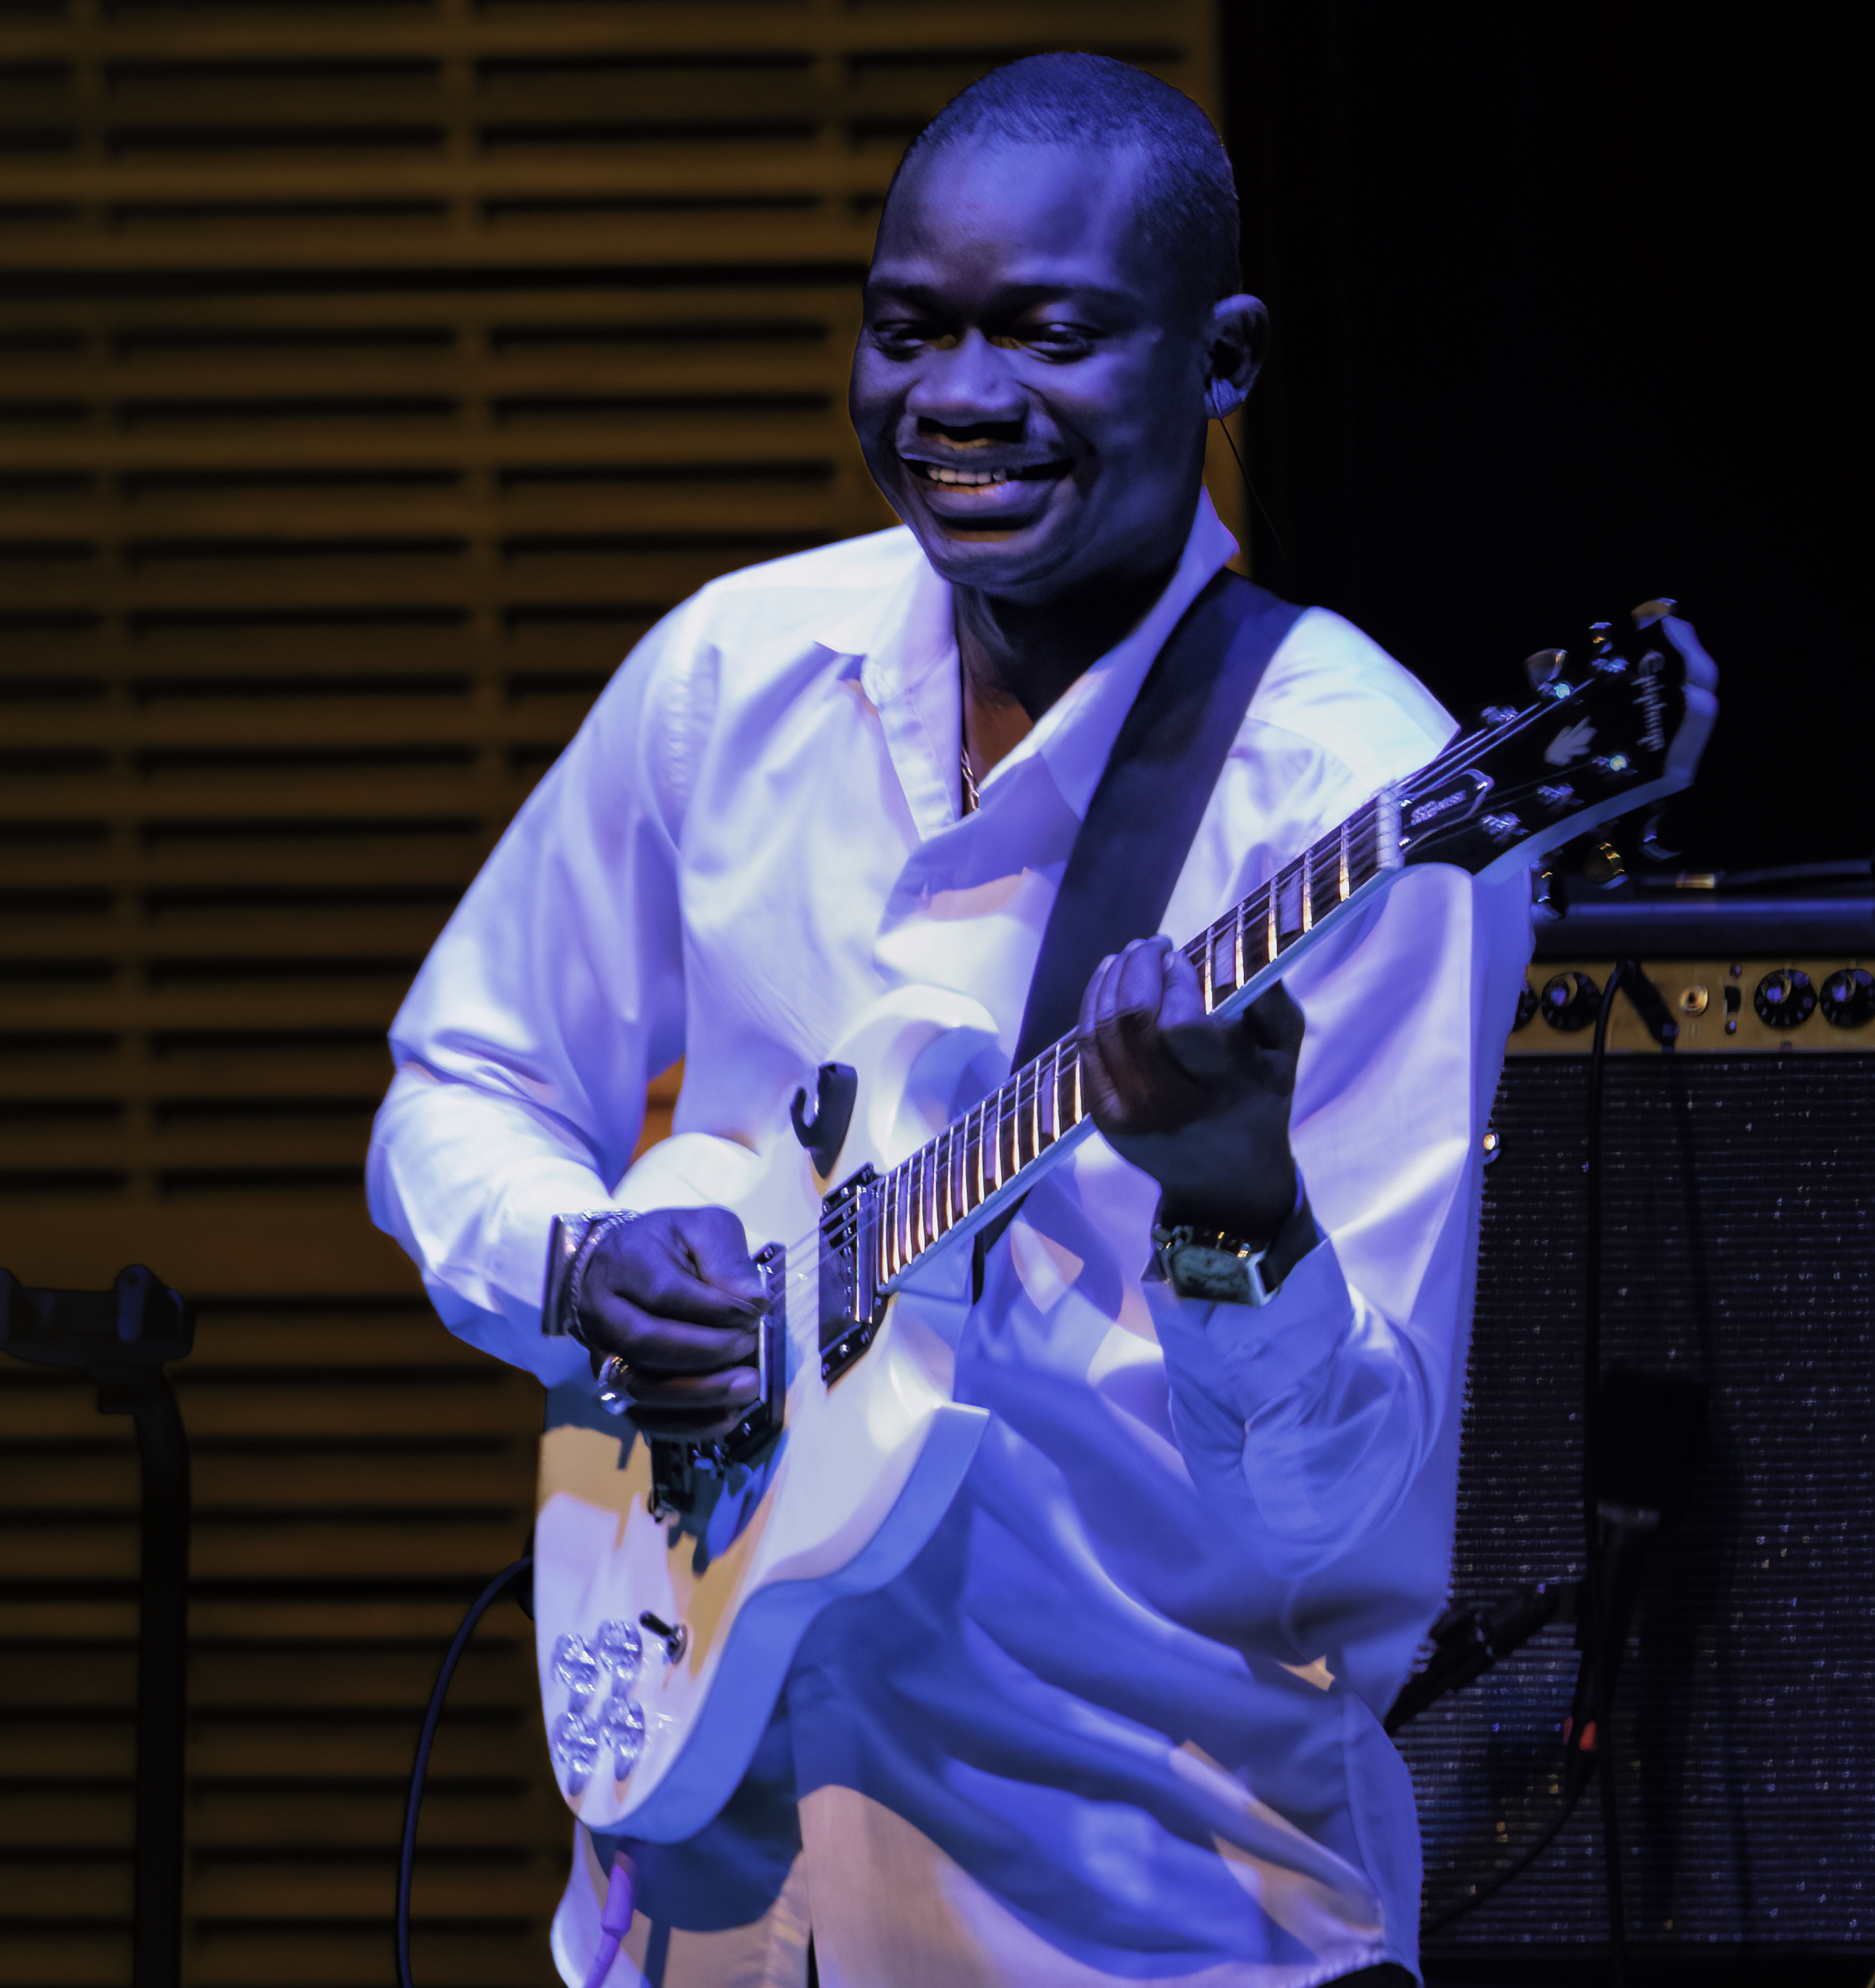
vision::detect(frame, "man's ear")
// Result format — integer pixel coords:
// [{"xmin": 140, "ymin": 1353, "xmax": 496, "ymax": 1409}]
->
[{"xmin": 1204, "ymin": 295, "xmax": 1270, "ymax": 419}]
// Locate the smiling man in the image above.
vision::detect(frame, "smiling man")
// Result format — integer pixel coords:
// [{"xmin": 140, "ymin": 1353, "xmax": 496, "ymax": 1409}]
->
[
  {"xmin": 857, "ymin": 113, "xmax": 1259, "ymax": 795},
  {"xmin": 370, "ymin": 54, "xmax": 1532, "ymax": 1988}
]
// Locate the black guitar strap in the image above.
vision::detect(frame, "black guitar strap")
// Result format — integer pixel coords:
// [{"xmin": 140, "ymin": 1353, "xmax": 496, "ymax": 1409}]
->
[
  {"xmin": 971, "ymin": 566, "xmax": 1305, "ymax": 1294},
  {"xmin": 1014, "ymin": 566, "xmax": 1304, "ymax": 1061}
]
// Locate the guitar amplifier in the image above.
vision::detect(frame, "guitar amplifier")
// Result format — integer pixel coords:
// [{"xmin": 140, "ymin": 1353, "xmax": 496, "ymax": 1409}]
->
[{"xmin": 1402, "ymin": 893, "xmax": 1875, "ymax": 1963}]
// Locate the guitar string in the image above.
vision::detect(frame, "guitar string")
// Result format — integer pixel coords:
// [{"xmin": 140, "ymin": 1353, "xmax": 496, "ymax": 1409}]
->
[
  {"xmin": 725, "ymin": 826, "xmax": 1367, "ymax": 1319},
  {"xmin": 640, "ymin": 670, "xmax": 1629, "ymax": 1335},
  {"xmin": 712, "ymin": 690, "xmax": 1596, "ymax": 1313},
  {"xmin": 1397, "ymin": 676, "xmax": 1603, "ymax": 797}
]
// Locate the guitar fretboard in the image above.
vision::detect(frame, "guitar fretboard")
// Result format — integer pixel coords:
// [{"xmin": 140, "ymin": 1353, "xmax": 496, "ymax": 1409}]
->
[{"xmin": 861, "ymin": 792, "xmax": 1401, "ymax": 1290}]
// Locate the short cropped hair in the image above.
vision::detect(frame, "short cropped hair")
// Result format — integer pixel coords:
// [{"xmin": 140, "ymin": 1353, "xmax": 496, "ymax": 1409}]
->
[{"xmin": 888, "ymin": 53, "xmax": 1242, "ymax": 315}]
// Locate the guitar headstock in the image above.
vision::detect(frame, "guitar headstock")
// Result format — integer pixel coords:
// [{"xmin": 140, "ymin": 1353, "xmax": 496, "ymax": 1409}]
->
[{"xmin": 1396, "ymin": 602, "xmax": 1719, "ymax": 880}]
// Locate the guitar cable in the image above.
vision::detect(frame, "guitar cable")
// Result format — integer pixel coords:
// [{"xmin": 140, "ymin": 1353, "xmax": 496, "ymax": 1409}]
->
[
  {"xmin": 578, "ymin": 1851, "xmax": 640, "ymax": 1988},
  {"xmin": 1583, "ymin": 962, "xmax": 1630, "ymax": 1988},
  {"xmin": 398, "ymin": 1552, "xmax": 534, "ymax": 1988}
]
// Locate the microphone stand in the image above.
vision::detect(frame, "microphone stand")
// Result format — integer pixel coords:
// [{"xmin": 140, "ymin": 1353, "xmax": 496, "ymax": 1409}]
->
[{"xmin": 1, "ymin": 1265, "xmax": 195, "ymax": 1988}]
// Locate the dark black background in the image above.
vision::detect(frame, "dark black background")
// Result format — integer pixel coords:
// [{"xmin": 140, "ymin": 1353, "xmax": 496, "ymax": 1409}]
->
[{"xmin": 1222, "ymin": 5, "xmax": 1862, "ymax": 874}]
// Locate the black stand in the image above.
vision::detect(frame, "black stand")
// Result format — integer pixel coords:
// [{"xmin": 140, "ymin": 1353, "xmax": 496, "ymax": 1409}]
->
[
  {"xmin": 1383, "ymin": 1578, "xmax": 1577, "ymax": 1736},
  {"xmin": 1, "ymin": 1263, "xmax": 195, "ymax": 1988}
]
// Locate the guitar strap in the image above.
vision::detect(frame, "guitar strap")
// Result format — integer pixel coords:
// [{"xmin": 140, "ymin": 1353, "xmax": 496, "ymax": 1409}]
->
[{"xmin": 972, "ymin": 566, "xmax": 1305, "ymax": 1295}]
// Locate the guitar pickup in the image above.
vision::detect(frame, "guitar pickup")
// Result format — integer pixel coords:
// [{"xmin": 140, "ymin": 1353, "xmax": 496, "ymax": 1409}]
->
[{"xmin": 819, "ymin": 1164, "xmax": 883, "ymax": 1386}]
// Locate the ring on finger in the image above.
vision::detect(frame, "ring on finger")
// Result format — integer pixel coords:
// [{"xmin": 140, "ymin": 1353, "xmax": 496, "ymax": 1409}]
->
[{"xmin": 595, "ymin": 1355, "xmax": 635, "ymax": 1418}]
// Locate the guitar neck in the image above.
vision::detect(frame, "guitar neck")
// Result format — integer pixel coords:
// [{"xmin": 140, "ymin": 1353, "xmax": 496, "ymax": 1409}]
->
[
  {"xmin": 863, "ymin": 605, "xmax": 1717, "ymax": 1301},
  {"xmin": 873, "ymin": 790, "xmax": 1405, "ymax": 1294}
]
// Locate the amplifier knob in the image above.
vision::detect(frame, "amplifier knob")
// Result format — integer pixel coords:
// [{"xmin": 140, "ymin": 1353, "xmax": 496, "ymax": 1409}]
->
[
  {"xmin": 1514, "ymin": 983, "xmax": 1541, "ymax": 1030},
  {"xmin": 1819, "ymin": 966, "xmax": 1875, "ymax": 1028},
  {"xmin": 1753, "ymin": 968, "xmax": 1816, "ymax": 1028},
  {"xmin": 1538, "ymin": 970, "xmax": 1601, "ymax": 1030}
]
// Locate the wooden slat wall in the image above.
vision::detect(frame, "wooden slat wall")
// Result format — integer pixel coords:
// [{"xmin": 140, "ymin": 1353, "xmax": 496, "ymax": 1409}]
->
[{"xmin": 0, "ymin": 7, "xmax": 1224, "ymax": 1984}]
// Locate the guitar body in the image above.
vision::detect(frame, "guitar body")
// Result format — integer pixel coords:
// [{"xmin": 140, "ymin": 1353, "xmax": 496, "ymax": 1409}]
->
[
  {"xmin": 531, "ymin": 605, "xmax": 1718, "ymax": 1847},
  {"xmin": 532, "ymin": 985, "xmax": 1000, "ymax": 1843}
]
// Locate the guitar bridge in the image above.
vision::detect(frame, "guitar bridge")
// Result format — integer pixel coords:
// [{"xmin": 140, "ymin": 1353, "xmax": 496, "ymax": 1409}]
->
[
  {"xmin": 819, "ymin": 1164, "xmax": 884, "ymax": 1386},
  {"xmin": 646, "ymin": 1239, "xmax": 786, "ymax": 1518},
  {"xmin": 722, "ymin": 1240, "xmax": 787, "ymax": 1463}
]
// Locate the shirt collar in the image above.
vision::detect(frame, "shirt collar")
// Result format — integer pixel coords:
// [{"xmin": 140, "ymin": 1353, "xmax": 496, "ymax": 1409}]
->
[
  {"xmin": 980, "ymin": 490, "xmax": 1239, "ymax": 820},
  {"xmin": 817, "ymin": 489, "xmax": 1241, "ymax": 833}
]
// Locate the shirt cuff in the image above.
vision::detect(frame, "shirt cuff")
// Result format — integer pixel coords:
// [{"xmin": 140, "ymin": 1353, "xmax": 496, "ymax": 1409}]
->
[{"xmin": 1146, "ymin": 1223, "xmax": 1357, "ymax": 1411}]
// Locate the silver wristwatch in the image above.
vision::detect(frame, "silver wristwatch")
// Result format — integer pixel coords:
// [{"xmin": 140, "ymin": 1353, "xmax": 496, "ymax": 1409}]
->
[
  {"xmin": 1150, "ymin": 1191, "xmax": 1316, "ymax": 1308},
  {"xmin": 541, "ymin": 1207, "xmax": 639, "ymax": 1342}
]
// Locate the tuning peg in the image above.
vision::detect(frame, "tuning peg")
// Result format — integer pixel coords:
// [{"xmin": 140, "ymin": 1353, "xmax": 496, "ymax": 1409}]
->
[
  {"xmin": 1531, "ymin": 866, "xmax": 1566, "ymax": 922},
  {"xmin": 1631, "ymin": 598, "xmax": 1677, "ymax": 627},
  {"xmin": 1524, "ymin": 649, "xmax": 1567, "ymax": 689},
  {"xmin": 1637, "ymin": 808, "xmax": 1680, "ymax": 862},
  {"xmin": 1580, "ymin": 840, "xmax": 1626, "ymax": 889}
]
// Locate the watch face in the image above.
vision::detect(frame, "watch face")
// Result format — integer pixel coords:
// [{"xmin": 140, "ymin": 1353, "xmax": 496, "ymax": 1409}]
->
[{"xmin": 1165, "ymin": 1241, "xmax": 1256, "ymax": 1305}]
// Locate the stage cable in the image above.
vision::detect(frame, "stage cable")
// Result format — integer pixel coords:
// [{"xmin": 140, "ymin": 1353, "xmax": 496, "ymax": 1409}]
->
[
  {"xmin": 398, "ymin": 1552, "xmax": 534, "ymax": 1988},
  {"xmin": 1584, "ymin": 963, "xmax": 1630, "ymax": 1987},
  {"xmin": 1423, "ymin": 1787, "xmax": 1585, "ymax": 1935},
  {"xmin": 1425, "ymin": 963, "xmax": 1632, "ymax": 1950}
]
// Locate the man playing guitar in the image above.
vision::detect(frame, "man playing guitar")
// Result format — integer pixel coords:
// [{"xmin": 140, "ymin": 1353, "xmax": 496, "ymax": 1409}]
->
[{"xmin": 372, "ymin": 53, "xmax": 1537, "ymax": 1988}]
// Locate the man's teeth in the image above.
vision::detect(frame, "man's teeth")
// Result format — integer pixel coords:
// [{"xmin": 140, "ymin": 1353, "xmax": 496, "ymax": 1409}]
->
[{"xmin": 918, "ymin": 465, "xmax": 1011, "ymax": 487}]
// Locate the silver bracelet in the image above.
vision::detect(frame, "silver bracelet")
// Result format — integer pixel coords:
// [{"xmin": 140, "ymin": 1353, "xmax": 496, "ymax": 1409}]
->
[{"xmin": 541, "ymin": 1208, "xmax": 640, "ymax": 1342}]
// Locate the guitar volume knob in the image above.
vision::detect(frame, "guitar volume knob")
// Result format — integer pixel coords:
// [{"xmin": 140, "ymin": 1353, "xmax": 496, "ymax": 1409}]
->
[
  {"xmin": 550, "ymin": 1711, "xmax": 600, "ymax": 1781},
  {"xmin": 599, "ymin": 1694, "xmax": 646, "ymax": 1776},
  {"xmin": 1753, "ymin": 969, "xmax": 1815, "ymax": 1028},
  {"xmin": 1819, "ymin": 966, "xmax": 1875, "ymax": 1028},
  {"xmin": 594, "ymin": 1619, "xmax": 644, "ymax": 1684},
  {"xmin": 552, "ymin": 1633, "xmax": 602, "ymax": 1699}
]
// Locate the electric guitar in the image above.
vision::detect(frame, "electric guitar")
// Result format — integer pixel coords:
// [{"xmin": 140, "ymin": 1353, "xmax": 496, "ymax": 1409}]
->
[{"xmin": 531, "ymin": 603, "xmax": 1717, "ymax": 1841}]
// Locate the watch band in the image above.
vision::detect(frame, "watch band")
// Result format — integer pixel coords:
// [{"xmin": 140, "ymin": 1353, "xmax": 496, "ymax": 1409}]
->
[
  {"xmin": 541, "ymin": 1208, "xmax": 640, "ymax": 1342},
  {"xmin": 1151, "ymin": 1182, "xmax": 1318, "ymax": 1308}
]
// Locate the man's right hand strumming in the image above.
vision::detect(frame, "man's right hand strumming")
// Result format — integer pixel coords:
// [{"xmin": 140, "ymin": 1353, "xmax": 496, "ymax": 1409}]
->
[{"xmin": 572, "ymin": 1207, "xmax": 767, "ymax": 1442}]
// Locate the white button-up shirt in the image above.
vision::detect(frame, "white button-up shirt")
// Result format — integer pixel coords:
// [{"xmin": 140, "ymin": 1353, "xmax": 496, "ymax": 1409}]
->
[{"xmin": 369, "ymin": 492, "xmax": 1533, "ymax": 1987}]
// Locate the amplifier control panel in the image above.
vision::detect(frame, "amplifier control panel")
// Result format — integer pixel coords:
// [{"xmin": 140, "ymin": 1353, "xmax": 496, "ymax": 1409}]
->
[{"xmin": 1508, "ymin": 958, "xmax": 1874, "ymax": 1054}]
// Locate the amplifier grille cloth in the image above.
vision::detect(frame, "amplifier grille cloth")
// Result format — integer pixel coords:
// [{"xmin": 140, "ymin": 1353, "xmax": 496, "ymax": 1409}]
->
[{"xmin": 1403, "ymin": 1054, "xmax": 1874, "ymax": 1947}]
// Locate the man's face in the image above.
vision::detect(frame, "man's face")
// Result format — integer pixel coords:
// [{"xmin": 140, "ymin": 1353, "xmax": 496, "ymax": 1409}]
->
[{"xmin": 850, "ymin": 140, "xmax": 1213, "ymax": 605}]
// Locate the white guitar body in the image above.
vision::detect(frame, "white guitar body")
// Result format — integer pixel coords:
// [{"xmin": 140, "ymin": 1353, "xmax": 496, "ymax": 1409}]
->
[
  {"xmin": 532, "ymin": 986, "xmax": 1002, "ymax": 1843},
  {"xmin": 530, "ymin": 606, "xmax": 1717, "ymax": 1847}
]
